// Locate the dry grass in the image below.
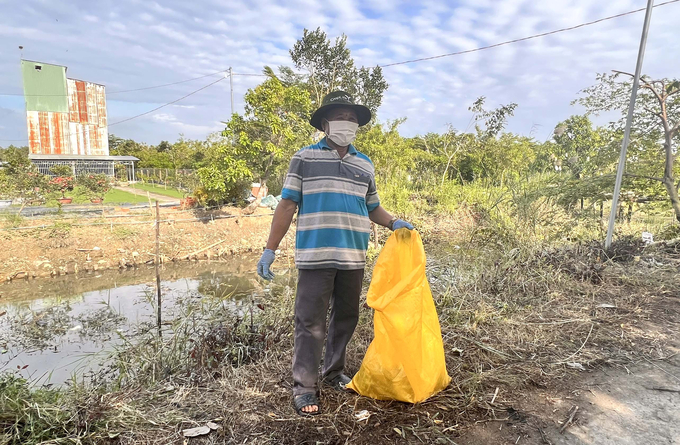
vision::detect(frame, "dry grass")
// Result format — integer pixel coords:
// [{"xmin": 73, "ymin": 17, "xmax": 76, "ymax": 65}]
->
[{"xmin": 2, "ymin": 221, "xmax": 679, "ymax": 444}]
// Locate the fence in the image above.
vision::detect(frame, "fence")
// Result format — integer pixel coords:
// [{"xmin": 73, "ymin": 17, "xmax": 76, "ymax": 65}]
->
[
  {"xmin": 136, "ymin": 168, "xmax": 198, "ymax": 191},
  {"xmin": 32, "ymin": 159, "xmax": 136, "ymax": 182}
]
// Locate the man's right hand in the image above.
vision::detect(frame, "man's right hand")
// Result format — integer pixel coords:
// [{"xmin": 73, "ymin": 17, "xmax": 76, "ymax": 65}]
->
[{"xmin": 257, "ymin": 249, "xmax": 276, "ymax": 280}]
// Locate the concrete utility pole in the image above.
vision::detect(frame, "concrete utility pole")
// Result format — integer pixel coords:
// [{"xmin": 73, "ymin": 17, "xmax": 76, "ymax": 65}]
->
[
  {"xmin": 229, "ymin": 67, "xmax": 234, "ymax": 116},
  {"xmin": 605, "ymin": 0, "xmax": 655, "ymax": 250}
]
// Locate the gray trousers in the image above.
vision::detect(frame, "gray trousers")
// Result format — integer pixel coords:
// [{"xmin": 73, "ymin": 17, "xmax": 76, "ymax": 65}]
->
[{"xmin": 292, "ymin": 268, "xmax": 364, "ymax": 396}]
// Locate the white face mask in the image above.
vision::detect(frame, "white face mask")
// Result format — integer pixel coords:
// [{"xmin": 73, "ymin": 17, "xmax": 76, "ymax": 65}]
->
[{"xmin": 324, "ymin": 120, "xmax": 359, "ymax": 147}]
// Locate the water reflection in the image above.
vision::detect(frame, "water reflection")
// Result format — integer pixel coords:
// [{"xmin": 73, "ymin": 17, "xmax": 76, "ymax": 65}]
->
[{"xmin": 0, "ymin": 257, "xmax": 294, "ymax": 385}]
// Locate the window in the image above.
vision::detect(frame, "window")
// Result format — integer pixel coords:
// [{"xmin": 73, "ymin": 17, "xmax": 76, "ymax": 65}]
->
[{"xmin": 35, "ymin": 65, "xmax": 42, "ymax": 71}]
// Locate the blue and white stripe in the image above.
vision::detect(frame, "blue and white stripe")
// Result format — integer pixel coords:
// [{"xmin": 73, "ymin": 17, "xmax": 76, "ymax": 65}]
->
[{"xmin": 281, "ymin": 137, "xmax": 380, "ymax": 270}]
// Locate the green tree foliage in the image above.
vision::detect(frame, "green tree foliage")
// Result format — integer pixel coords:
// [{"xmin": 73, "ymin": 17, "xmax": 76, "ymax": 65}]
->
[
  {"xmin": 109, "ymin": 133, "xmax": 207, "ymax": 169},
  {"xmin": 0, "ymin": 146, "xmax": 47, "ymax": 204},
  {"xmin": 454, "ymin": 97, "xmax": 532, "ymax": 183},
  {"xmin": 353, "ymin": 120, "xmax": 420, "ymax": 214},
  {"xmin": 288, "ymin": 28, "xmax": 388, "ymax": 115},
  {"xmin": 552, "ymin": 115, "xmax": 613, "ymax": 178},
  {"xmin": 355, "ymin": 119, "xmax": 417, "ymax": 182},
  {"xmin": 415, "ymin": 128, "xmax": 473, "ymax": 185},
  {"xmin": 577, "ymin": 73, "xmax": 680, "ymax": 222},
  {"xmin": 198, "ymin": 75, "xmax": 313, "ymax": 202}
]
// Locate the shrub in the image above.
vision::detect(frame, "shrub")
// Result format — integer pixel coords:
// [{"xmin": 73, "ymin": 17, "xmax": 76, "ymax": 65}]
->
[
  {"xmin": 48, "ymin": 176, "xmax": 74, "ymax": 198},
  {"xmin": 77, "ymin": 174, "xmax": 111, "ymax": 200}
]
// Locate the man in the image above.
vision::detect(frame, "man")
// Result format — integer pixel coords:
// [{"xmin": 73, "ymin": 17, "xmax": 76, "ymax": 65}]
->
[{"xmin": 256, "ymin": 91, "xmax": 413, "ymax": 416}]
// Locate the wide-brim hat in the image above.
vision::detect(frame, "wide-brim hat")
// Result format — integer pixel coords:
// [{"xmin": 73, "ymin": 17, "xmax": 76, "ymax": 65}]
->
[{"xmin": 309, "ymin": 90, "xmax": 372, "ymax": 131}]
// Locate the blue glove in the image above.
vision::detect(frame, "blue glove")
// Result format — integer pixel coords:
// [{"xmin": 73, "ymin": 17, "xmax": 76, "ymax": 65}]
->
[
  {"xmin": 257, "ymin": 249, "xmax": 276, "ymax": 280},
  {"xmin": 392, "ymin": 219, "xmax": 414, "ymax": 231}
]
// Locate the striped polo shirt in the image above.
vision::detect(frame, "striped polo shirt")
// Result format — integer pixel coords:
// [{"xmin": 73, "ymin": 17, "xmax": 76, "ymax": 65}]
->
[{"xmin": 281, "ymin": 137, "xmax": 380, "ymax": 270}]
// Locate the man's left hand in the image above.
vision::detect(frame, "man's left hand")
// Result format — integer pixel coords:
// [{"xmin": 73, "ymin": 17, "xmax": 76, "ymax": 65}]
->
[{"xmin": 392, "ymin": 219, "xmax": 414, "ymax": 231}]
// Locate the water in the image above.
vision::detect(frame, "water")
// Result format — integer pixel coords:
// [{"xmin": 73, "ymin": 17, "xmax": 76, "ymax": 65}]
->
[{"xmin": 0, "ymin": 257, "xmax": 294, "ymax": 385}]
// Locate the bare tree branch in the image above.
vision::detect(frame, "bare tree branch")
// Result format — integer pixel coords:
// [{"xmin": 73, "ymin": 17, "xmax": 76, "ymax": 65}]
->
[
  {"xmin": 612, "ymin": 70, "xmax": 665, "ymax": 108},
  {"xmin": 671, "ymin": 121, "xmax": 680, "ymax": 135},
  {"xmin": 624, "ymin": 173, "xmax": 664, "ymax": 183},
  {"xmin": 641, "ymin": 104, "xmax": 663, "ymax": 119}
]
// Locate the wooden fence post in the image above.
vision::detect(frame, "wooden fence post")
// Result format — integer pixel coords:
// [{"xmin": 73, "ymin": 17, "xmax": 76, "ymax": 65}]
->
[{"xmin": 155, "ymin": 201, "xmax": 162, "ymax": 338}]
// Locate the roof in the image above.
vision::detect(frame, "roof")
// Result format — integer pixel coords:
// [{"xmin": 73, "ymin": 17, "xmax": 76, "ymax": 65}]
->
[
  {"xmin": 28, "ymin": 154, "xmax": 139, "ymax": 161},
  {"xmin": 67, "ymin": 77, "xmax": 106, "ymax": 87},
  {"xmin": 21, "ymin": 59, "xmax": 67, "ymax": 69}
]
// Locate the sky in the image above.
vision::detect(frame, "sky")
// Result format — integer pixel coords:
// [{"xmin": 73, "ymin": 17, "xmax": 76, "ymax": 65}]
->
[{"xmin": 1, "ymin": 0, "xmax": 680, "ymax": 146}]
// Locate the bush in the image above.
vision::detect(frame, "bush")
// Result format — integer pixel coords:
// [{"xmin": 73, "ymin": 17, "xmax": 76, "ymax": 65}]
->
[
  {"xmin": 77, "ymin": 174, "xmax": 111, "ymax": 200},
  {"xmin": 49, "ymin": 165, "xmax": 72, "ymax": 177},
  {"xmin": 48, "ymin": 176, "xmax": 74, "ymax": 198}
]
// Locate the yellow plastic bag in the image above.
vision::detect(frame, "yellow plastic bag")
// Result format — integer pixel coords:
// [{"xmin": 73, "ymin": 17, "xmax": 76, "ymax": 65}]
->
[{"xmin": 348, "ymin": 229, "xmax": 451, "ymax": 403}]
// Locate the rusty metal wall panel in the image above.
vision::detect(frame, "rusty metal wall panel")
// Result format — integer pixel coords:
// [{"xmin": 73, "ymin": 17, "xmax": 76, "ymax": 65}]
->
[
  {"xmin": 69, "ymin": 122, "xmax": 80, "ymax": 155},
  {"xmin": 86, "ymin": 82, "xmax": 98, "ymax": 125},
  {"xmin": 76, "ymin": 81, "xmax": 88, "ymax": 124},
  {"xmin": 26, "ymin": 111, "xmax": 70, "ymax": 155},
  {"xmin": 84, "ymin": 125, "xmax": 92, "ymax": 156},
  {"xmin": 95, "ymin": 85, "xmax": 107, "ymax": 127},
  {"xmin": 27, "ymin": 111, "xmax": 41, "ymax": 154},
  {"xmin": 89, "ymin": 124, "xmax": 99, "ymax": 154},
  {"xmin": 79, "ymin": 124, "xmax": 87, "ymax": 155},
  {"xmin": 99, "ymin": 127, "xmax": 109, "ymax": 154},
  {"xmin": 50, "ymin": 112, "xmax": 68, "ymax": 155},
  {"xmin": 59, "ymin": 114, "xmax": 70, "ymax": 154},
  {"xmin": 38, "ymin": 112, "xmax": 51, "ymax": 154},
  {"xmin": 67, "ymin": 79, "xmax": 80, "ymax": 123}
]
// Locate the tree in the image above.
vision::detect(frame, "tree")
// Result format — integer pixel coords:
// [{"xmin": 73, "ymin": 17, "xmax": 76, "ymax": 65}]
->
[
  {"xmin": 355, "ymin": 119, "xmax": 415, "ymax": 182},
  {"xmin": 157, "ymin": 141, "xmax": 171, "ymax": 153},
  {"xmin": 577, "ymin": 73, "xmax": 680, "ymax": 222},
  {"xmin": 0, "ymin": 146, "xmax": 47, "ymax": 206},
  {"xmin": 456, "ymin": 97, "xmax": 521, "ymax": 183},
  {"xmin": 552, "ymin": 115, "xmax": 613, "ymax": 178},
  {"xmin": 199, "ymin": 73, "xmax": 313, "ymax": 202},
  {"xmin": 416, "ymin": 128, "xmax": 472, "ymax": 185},
  {"xmin": 169, "ymin": 136, "xmax": 204, "ymax": 170},
  {"xmin": 289, "ymin": 28, "xmax": 388, "ymax": 116},
  {"xmin": 470, "ymin": 96, "xmax": 518, "ymax": 139}
]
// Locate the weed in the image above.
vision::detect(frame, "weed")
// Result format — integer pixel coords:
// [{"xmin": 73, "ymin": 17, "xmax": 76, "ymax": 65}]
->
[
  {"xmin": 48, "ymin": 221, "xmax": 71, "ymax": 238},
  {"xmin": 1, "ymin": 212, "xmax": 24, "ymax": 229},
  {"xmin": 112, "ymin": 226, "xmax": 136, "ymax": 240}
]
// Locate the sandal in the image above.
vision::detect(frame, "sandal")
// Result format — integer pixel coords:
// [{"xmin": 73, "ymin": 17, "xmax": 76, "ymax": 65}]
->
[
  {"xmin": 294, "ymin": 393, "xmax": 321, "ymax": 417},
  {"xmin": 323, "ymin": 374, "xmax": 352, "ymax": 392}
]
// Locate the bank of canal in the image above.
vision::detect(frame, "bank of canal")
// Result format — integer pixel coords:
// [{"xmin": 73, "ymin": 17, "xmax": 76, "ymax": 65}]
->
[{"xmin": 0, "ymin": 257, "xmax": 295, "ymax": 385}]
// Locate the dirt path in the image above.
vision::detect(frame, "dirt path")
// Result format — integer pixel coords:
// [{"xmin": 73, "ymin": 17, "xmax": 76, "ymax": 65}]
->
[
  {"xmin": 113, "ymin": 185, "xmax": 178, "ymax": 203},
  {"xmin": 459, "ymin": 345, "xmax": 680, "ymax": 445}
]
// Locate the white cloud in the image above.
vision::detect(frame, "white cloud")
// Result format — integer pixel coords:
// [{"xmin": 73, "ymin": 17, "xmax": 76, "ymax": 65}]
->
[
  {"xmin": 152, "ymin": 113, "xmax": 177, "ymax": 122},
  {"xmin": 0, "ymin": 0, "xmax": 679, "ymax": 145}
]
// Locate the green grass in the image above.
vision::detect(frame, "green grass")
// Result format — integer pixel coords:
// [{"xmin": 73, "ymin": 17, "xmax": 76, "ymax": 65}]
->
[
  {"xmin": 130, "ymin": 182, "xmax": 185, "ymax": 199},
  {"xmin": 44, "ymin": 187, "xmax": 151, "ymax": 206},
  {"xmin": 102, "ymin": 188, "xmax": 151, "ymax": 204}
]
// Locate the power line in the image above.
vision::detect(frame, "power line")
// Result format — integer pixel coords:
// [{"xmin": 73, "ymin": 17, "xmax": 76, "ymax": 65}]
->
[
  {"xmin": 0, "ymin": 69, "xmax": 263, "ymax": 97},
  {"xmin": 379, "ymin": 0, "xmax": 680, "ymax": 68},
  {"xmin": 0, "ymin": 77, "xmax": 226, "ymax": 142},
  {"xmin": 2, "ymin": 0, "xmax": 680, "ymax": 142},
  {"xmin": 109, "ymin": 76, "xmax": 225, "ymax": 126},
  {"xmin": 108, "ymin": 70, "xmax": 227, "ymax": 94}
]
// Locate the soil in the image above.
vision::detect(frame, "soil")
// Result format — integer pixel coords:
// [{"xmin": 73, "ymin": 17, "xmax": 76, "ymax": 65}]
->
[
  {"xmin": 456, "ymin": 293, "xmax": 680, "ymax": 445},
  {"xmin": 457, "ymin": 351, "xmax": 680, "ymax": 445},
  {"xmin": 0, "ymin": 205, "xmax": 290, "ymax": 282}
]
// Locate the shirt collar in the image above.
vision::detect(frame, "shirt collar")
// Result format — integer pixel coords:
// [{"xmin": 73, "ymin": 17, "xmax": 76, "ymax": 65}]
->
[{"xmin": 319, "ymin": 137, "xmax": 357, "ymax": 155}]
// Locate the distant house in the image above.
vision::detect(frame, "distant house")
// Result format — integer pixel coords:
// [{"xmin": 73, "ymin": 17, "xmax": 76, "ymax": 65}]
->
[{"xmin": 21, "ymin": 60, "xmax": 137, "ymax": 180}]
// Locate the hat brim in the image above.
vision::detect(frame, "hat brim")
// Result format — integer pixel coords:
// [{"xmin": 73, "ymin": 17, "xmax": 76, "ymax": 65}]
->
[{"xmin": 309, "ymin": 103, "xmax": 372, "ymax": 131}]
